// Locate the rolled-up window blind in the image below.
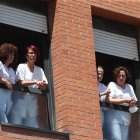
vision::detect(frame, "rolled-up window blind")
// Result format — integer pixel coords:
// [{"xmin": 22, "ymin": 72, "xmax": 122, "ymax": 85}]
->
[
  {"xmin": 94, "ymin": 29, "xmax": 139, "ymax": 61},
  {"xmin": 0, "ymin": 4, "xmax": 47, "ymax": 34}
]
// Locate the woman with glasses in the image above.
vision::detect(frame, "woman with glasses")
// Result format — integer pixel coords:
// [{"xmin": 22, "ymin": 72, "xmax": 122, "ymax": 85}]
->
[
  {"xmin": 9, "ymin": 45, "xmax": 48, "ymax": 128},
  {"xmin": 0, "ymin": 43, "xmax": 18, "ymax": 123},
  {"xmin": 105, "ymin": 66, "xmax": 137, "ymax": 140}
]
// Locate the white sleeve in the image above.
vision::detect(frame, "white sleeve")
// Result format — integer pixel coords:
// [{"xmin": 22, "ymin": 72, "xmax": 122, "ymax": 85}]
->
[
  {"xmin": 16, "ymin": 64, "xmax": 25, "ymax": 81},
  {"xmin": 40, "ymin": 68, "xmax": 48, "ymax": 84},
  {"xmin": 0, "ymin": 61, "xmax": 3, "ymax": 76},
  {"xmin": 129, "ymin": 85, "xmax": 137, "ymax": 101},
  {"xmin": 107, "ymin": 82, "xmax": 117, "ymax": 98},
  {"xmin": 9, "ymin": 67, "xmax": 16, "ymax": 84}
]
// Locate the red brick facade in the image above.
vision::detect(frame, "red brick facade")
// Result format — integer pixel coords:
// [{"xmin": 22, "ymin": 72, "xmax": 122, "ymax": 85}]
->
[
  {"xmin": 1, "ymin": 0, "xmax": 140, "ymax": 140},
  {"xmin": 47, "ymin": 0, "xmax": 100, "ymax": 139},
  {"xmin": 47, "ymin": 0, "xmax": 140, "ymax": 140}
]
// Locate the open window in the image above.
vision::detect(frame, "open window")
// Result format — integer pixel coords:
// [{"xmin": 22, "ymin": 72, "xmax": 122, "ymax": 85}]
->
[
  {"xmin": 93, "ymin": 16, "xmax": 140, "ymax": 138},
  {"xmin": 0, "ymin": 0, "xmax": 56, "ymax": 131}
]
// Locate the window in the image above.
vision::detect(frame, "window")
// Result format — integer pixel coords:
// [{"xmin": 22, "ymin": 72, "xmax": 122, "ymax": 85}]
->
[{"xmin": 0, "ymin": 0, "xmax": 55, "ymax": 131}]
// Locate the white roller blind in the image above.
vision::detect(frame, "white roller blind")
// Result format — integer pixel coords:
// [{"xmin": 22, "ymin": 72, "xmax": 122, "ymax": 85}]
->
[
  {"xmin": 94, "ymin": 29, "xmax": 139, "ymax": 61},
  {"xmin": 0, "ymin": 4, "xmax": 47, "ymax": 34}
]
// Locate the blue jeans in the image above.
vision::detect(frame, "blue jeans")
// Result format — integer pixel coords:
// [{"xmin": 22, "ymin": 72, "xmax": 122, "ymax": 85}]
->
[
  {"xmin": 0, "ymin": 88, "xmax": 12, "ymax": 123},
  {"xmin": 107, "ymin": 122, "xmax": 130, "ymax": 140},
  {"xmin": 104, "ymin": 109, "xmax": 131, "ymax": 140}
]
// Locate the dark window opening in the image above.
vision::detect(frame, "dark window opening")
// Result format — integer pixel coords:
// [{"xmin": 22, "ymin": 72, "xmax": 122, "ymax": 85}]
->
[
  {"xmin": 1, "ymin": 0, "xmax": 56, "ymax": 131},
  {"xmin": 0, "ymin": 23, "xmax": 47, "ymax": 68},
  {"xmin": 93, "ymin": 16, "xmax": 139, "ymax": 91},
  {"xmin": 95, "ymin": 52, "xmax": 139, "ymax": 89},
  {"xmin": 94, "ymin": 16, "xmax": 140, "ymax": 139},
  {"xmin": 0, "ymin": 23, "xmax": 46, "ymax": 68},
  {"xmin": 0, "ymin": 23, "xmax": 54, "ymax": 130}
]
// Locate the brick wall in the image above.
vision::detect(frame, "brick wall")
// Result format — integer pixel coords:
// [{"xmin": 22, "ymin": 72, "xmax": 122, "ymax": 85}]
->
[
  {"xmin": 47, "ymin": 0, "xmax": 100, "ymax": 139},
  {"xmin": 91, "ymin": 0, "xmax": 140, "ymax": 26},
  {"xmin": 0, "ymin": 124, "xmax": 69, "ymax": 140},
  {"xmin": 1, "ymin": 0, "xmax": 140, "ymax": 140},
  {"xmin": 47, "ymin": 0, "xmax": 140, "ymax": 140}
]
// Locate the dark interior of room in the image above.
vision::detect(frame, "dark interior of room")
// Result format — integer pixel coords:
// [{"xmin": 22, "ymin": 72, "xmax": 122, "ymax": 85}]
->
[{"xmin": 0, "ymin": 23, "xmax": 47, "ymax": 69}]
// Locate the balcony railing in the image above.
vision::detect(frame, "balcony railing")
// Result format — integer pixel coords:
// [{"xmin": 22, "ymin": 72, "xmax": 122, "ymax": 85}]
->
[
  {"xmin": 100, "ymin": 101, "xmax": 140, "ymax": 140},
  {"xmin": 0, "ymin": 84, "xmax": 49, "ymax": 129}
]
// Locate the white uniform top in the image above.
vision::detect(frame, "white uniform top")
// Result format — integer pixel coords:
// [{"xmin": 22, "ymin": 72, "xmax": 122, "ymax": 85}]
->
[
  {"xmin": 0, "ymin": 61, "xmax": 16, "ymax": 84},
  {"xmin": 99, "ymin": 82, "xmax": 107, "ymax": 101},
  {"xmin": 107, "ymin": 82, "xmax": 137, "ymax": 125},
  {"xmin": 14, "ymin": 63, "xmax": 48, "ymax": 118},
  {"xmin": 16, "ymin": 63, "xmax": 48, "ymax": 88},
  {"xmin": 108, "ymin": 82, "xmax": 137, "ymax": 106}
]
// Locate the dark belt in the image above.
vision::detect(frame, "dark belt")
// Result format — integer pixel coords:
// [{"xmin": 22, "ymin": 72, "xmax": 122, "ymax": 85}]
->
[{"xmin": 100, "ymin": 101, "xmax": 129, "ymax": 112}]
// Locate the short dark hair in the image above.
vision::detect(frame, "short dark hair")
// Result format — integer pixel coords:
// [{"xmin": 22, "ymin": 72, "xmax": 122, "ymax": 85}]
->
[
  {"xmin": 113, "ymin": 66, "xmax": 131, "ymax": 83},
  {"xmin": 25, "ymin": 44, "xmax": 40, "ymax": 63},
  {"xmin": 0, "ymin": 43, "xmax": 18, "ymax": 66}
]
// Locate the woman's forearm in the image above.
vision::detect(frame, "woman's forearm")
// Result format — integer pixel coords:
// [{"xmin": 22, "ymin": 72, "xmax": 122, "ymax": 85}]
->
[
  {"xmin": 18, "ymin": 80, "xmax": 36, "ymax": 86},
  {"xmin": 108, "ymin": 97, "xmax": 130, "ymax": 104}
]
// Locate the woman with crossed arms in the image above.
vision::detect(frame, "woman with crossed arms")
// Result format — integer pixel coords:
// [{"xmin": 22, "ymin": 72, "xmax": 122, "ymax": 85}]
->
[
  {"xmin": 105, "ymin": 66, "xmax": 137, "ymax": 140},
  {"xmin": 9, "ymin": 45, "xmax": 48, "ymax": 128}
]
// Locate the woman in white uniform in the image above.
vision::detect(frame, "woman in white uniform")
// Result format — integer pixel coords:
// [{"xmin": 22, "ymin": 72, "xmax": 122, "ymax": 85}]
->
[
  {"xmin": 0, "ymin": 43, "xmax": 17, "ymax": 123},
  {"xmin": 9, "ymin": 45, "xmax": 48, "ymax": 128},
  {"xmin": 105, "ymin": 66, "xmax": 137, "ymax": 140}
]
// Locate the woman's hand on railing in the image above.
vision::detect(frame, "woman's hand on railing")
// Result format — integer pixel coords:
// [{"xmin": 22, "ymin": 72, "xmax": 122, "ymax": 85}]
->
[
  {"xmin": 5, "ymin": 80, "xmax": 13, "ymax": 90},
  {"xmin": 125, "ymin": 98, "xmax": 136, "ymax": 107},
  {"xmin": 129, "ymin": 98, "xmax": 137, "ymax": 107},
  {"xmin": 1, "ymin": 77, "xmax": 13, "ymax": 90},
  {"xmin": 100, "ymin": 89, "xmax": 111, "ymax": 97},
  {"xmin": 35, "ymin": 80, "xmax": 47, "ymax": 90}
]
